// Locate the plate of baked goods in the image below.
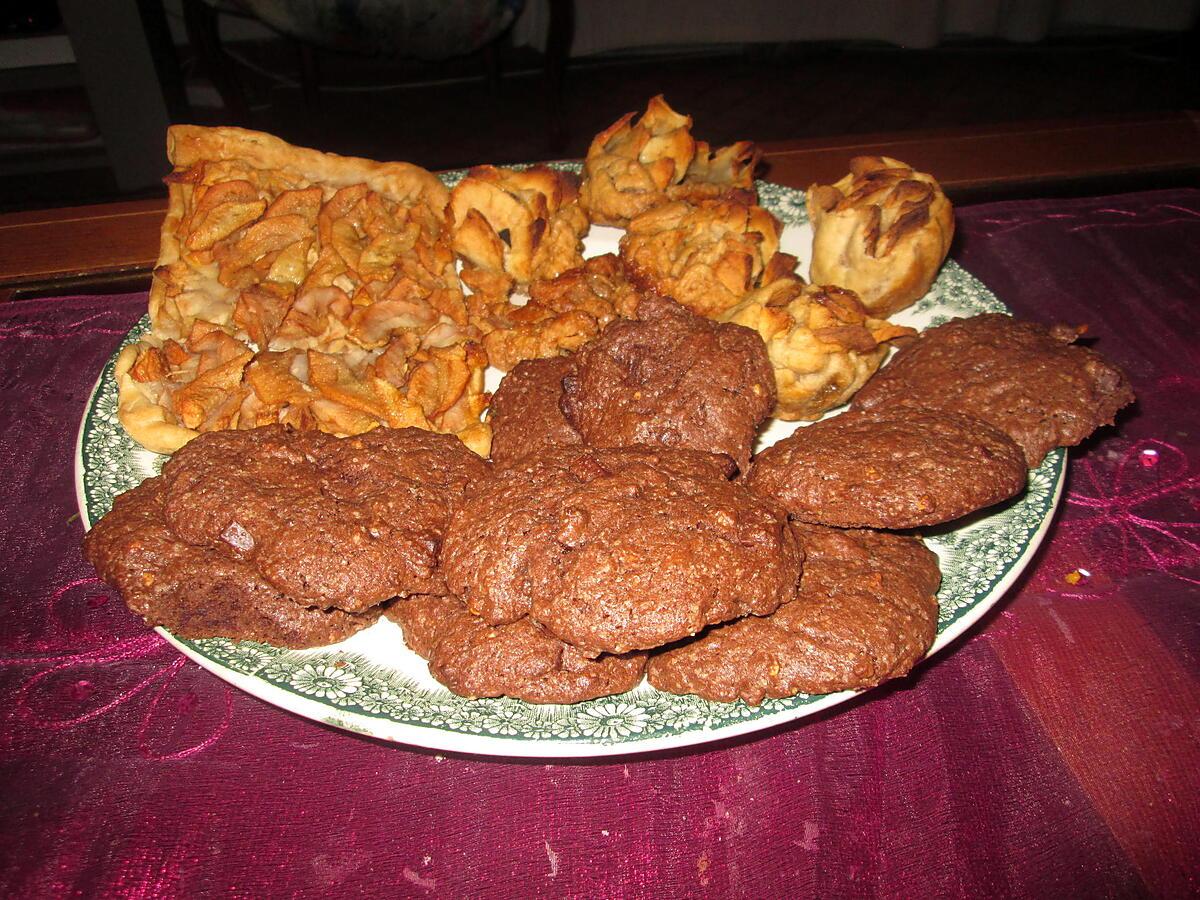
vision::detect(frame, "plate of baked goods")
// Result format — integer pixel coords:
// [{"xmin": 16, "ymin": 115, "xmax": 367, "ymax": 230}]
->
[{"xmin": 76, "ymin": 98, "xmax": 1133, "ymax": 757}]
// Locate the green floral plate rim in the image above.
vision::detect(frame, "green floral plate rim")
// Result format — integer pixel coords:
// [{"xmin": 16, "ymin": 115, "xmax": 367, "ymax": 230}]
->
[{"xmin": 75, "ymin": 178, "xmax": 1065, "ymax": 758}]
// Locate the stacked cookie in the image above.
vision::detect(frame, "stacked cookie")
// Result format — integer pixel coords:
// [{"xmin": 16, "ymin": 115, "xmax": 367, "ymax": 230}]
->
[
  {"xmin": 83, "ymin": 427, "xmax": 486, "ymax": 648},
  {"xmin": 468, "ymin": 303, "xmax": 1133, "ymax": 704}
]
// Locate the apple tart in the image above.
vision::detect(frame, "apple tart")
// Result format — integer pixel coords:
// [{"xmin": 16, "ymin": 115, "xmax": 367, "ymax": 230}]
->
[{"xmin": 118, "ymin": 126, "xmax": 491, "ymax": 456}]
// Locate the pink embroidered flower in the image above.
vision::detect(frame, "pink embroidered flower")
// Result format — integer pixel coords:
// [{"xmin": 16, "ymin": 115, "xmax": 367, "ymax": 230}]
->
[
  {"xmin": 1035, "ymin": 438, "xmax": 1200, "ymax": 599},
  {"xmin": 1, "ymin": 577, "xmax": 232, "ymax": 759}
]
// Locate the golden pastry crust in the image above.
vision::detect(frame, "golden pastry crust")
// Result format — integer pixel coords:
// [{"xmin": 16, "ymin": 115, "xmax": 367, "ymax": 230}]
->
[
  {"xmin": 619, "ymin": 198, "xmax": 786, "ymax": 318},
  {"xmin": 464, "ymin": 254, "xmax": 641, "ymax": 372},
  {"xmin": 449, "ymin": 164, "xmax": 589, "ymax": 284},
  {"xmin": 114, "ymin": 344, "xmax": 203, "ymax": 454},
  {"xmin": 121, "ymin": 125, "xmax": 490, "ymax": 457},
  {"xmin": 579, "ymin": 95, "xmax": 759, "ymax": 227},
  {"xmin": 719, "ymin": 278, "xmax": 915, "ymax": 420},
  {"xmin": 166, "ymin": 125, "xmax": 450, "ymax": 200},
  {"xmin": 806, "ymin": 156, "xmax": 954, "ymax": 317}
]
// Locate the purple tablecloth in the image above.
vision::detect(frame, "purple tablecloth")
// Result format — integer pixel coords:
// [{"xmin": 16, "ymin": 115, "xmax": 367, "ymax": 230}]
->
[{"xmin": 2, "ymin": 189, "xmax": 1198, "ymax": 897}]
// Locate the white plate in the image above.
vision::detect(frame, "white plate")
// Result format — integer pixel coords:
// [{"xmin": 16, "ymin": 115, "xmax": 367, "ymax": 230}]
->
[{"xmin": 76, "ymin": 179, "xmax": 1065, "ymax": 757}]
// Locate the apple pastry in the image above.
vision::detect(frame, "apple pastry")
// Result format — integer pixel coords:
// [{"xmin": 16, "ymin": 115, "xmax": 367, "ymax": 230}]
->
[
  {"xmin": 448, "ymin": 164, "xmax": 589, "ymax": 285},
  {"xmin": 462, "ymin": 253, "xmax": 640, "ymax": 372},
  {"xmin": 579, "ymin": 95, "xmax": 759, "ymax": 227},
  {"xmin": 807, "ymin": 156, "xmax": 954, "ymax": 317},
  {"xmin": 118, "ymin": 125, "xmax": 491, "ymax": 456},
  {"xmin": 619, "ymin": 198, "xmax": 791, "ymax": 318},
  {"xmin": 720, "ymin": 277, "xmax": 915, "ymax": 420}
]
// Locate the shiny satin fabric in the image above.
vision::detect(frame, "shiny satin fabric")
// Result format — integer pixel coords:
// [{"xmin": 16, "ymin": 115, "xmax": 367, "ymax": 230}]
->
[{"xmin": 1, "ymin": 189, "xmax": 1197, "ymax": 896}]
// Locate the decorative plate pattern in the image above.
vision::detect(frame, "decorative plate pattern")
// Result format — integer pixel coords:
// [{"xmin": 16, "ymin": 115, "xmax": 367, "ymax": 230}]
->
[{"xmin": 75, "ymin": 180, "xmax": 1065, "ymax": 757}]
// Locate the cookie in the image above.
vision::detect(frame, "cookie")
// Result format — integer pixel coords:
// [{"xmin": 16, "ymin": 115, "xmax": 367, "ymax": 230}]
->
[
  {"xmin": 83, "ymin": 477, "xmax": 377, "ymax": 648},
  {"xmin": 388, "ymin": 595, "xmax": 646, "ymax": 704},
  {"xmin": 560, "ymin": 295, "xmax": 776, "ymax": 472},
  {"xmin": 745, "ymin": 407, "xmax": 1027, "ymax": 528},
  {"xmin": 441, "ymin": 445, "xmax": 802, "ymax": 655},
  {"xmin": 158, "ymin": 425, "xmax": 488, "ymax": 611},
  {"xmin": 853, "ymin": 313, "xmax": 1135, "ymax": 466},
  {"xmin": 487, "ymin": 355, "xmax": 582, "ymax": 468},
  {"xmin": 647, "ymin": 523, "xmax": 941, "ymax": 703}
]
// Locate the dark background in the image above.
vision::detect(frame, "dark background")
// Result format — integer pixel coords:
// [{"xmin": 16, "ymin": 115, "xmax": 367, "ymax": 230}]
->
[{"xmin": 1, "ymin": 0, "xmax": 1197, "ymax": 213}]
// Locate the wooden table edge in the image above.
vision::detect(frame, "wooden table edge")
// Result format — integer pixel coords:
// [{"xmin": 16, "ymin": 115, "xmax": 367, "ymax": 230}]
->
[{"xmin": 2, "ymin": 111, "xmax": 1197, "ymax": 299}]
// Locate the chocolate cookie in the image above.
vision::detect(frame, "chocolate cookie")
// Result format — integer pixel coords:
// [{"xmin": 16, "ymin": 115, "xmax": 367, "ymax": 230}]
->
[
  {"xmin": 157, "ymin": 425, "xmax": 488, "ymax": 611},
  {"xmin": 83, "ymin": 477, "xmax": 377, "ymax": 648},
  {"xmin": 746, "ymin": 407, "xmax": 1027, "ymax": 528},
  {"xmin": 441, "ymin": 445, "xmax": 802, "ymax": 655},
  {"xmin": 647, "ymin": 523, "xmax": 941, "ymax": 703},
  {"xmin": 853, "ymin": 313, "xmax": 1135, "ymax": 466},
  {"xmin": 387, "ymin": 595, "xmax": 646, "ymax": 704},
  {"xmin": 488, "ymin": 355, "xmax": 582, "ymax": 468},
  {"xmin": 560, "ymin": 295, "xmax": 775, "ymax": 472}
]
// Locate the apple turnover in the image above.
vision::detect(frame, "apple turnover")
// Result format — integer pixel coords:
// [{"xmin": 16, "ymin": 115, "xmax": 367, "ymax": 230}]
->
[
  {"xmin": 807, "ymin": 156, "xmax": 954, "ymax": 317},
  {"xmin": 118, "ymin": 126, "xmax": 490, "ymax": 456}
]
